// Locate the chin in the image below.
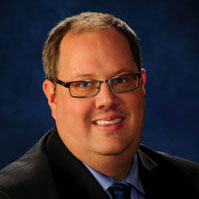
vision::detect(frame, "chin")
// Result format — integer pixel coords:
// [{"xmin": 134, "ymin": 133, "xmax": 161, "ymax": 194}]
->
[{"xmin": 94, "ymin": 142, "xmax": 133, "ymax": 156}]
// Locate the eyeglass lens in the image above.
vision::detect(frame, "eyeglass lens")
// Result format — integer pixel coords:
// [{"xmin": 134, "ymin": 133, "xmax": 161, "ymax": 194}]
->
[{"xmin": 69, "ymin": 73, "xmax": 139, "ymax": 97}]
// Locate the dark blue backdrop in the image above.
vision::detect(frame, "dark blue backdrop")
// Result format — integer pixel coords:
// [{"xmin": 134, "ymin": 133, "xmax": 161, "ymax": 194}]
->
[{"xmin": 0, "ymin": 0, "xmax": 198, "ymax": 169}]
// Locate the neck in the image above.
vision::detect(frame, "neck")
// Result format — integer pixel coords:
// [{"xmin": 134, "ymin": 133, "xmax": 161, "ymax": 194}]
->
[{"xmin": 79, "ymin": 150, "xmax": 136, "ymax": 181}]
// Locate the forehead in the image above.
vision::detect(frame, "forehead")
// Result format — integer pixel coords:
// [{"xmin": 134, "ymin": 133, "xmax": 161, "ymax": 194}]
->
[{"xmin": 58, "ymin": 27, "xmax": 137, "ymax": 79}]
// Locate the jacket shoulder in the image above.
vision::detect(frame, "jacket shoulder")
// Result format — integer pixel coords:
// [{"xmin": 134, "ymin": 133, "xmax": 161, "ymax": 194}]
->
[
  {"xmin": 0, "ymin": 129, "xmax": 58, "ymax": 199},
  {"xmin": 0, "ymin": 191, "xmax": 11, "ymax": 199},
  {"xmin": 138, "ymin": 144, "xmax": 198, "ymax": 180},
  {"xmin": 138, "ymin": 144, "xmax": 199, "ymax": 198}
]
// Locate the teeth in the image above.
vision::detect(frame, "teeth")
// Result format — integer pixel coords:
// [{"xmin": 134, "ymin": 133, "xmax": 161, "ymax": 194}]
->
[{"xmin": 95, "ymin": 118, "xmax": 122, "ymax": 125}]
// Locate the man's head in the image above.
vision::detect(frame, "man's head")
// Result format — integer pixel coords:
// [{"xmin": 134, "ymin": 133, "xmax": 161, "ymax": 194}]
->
[
  {"xmin": 42, "ymin": 12, "xmax": 142, "ymax": 82},
  {"xmin": 42, "ymin": 12, "xmax": 146, "ymax": 168}
]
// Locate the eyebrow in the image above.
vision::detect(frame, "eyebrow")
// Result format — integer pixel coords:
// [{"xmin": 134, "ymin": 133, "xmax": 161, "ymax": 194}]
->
[
  {"xmin": 112, "ymin": 69, "xmax": 136, "ymax": 76},
  {"xmin": 73, "ymin": 69, "xmax": 135, "ymax": 79},
  {"xmin": 75, "ymin": 74, "xmax": 96, "ymax": 78}
]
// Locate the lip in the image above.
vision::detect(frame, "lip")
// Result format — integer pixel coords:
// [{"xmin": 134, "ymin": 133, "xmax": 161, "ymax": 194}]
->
[{"xmin": 92, "ymin": 115, "xmax": 125, "ymax": 131}]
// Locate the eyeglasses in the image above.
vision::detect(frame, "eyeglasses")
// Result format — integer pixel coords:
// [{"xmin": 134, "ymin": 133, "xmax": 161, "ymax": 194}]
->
[{"xmin": 56, "ymin": 72, "xmax": 142, "ymax": 98}]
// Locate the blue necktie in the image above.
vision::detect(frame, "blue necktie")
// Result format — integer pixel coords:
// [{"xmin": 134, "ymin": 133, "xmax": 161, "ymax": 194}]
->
[{"xmin": 108, "ymin": 182, "xmax": 131, "ymax": 199}]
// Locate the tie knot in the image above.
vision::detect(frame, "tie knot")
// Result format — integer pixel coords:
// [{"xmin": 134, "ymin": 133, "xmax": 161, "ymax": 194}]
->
[{"xmin": 108, "ymin": 182, "xmax": 131, "ymax": 199}]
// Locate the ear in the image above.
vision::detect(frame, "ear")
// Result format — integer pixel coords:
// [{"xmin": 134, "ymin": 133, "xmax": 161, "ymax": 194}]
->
[
  {"xmin": 141, "ymin": 68, "xmax": 146, "ymax": 95},
  {"xmin": 42, "ymin": 79, "xmax": 56, "ymax": 119}
]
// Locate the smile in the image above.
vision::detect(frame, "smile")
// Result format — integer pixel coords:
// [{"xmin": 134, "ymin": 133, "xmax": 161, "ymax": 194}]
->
[{"xmin": 95, "ymin": 117, "xmax": 122, "ymax": 125}]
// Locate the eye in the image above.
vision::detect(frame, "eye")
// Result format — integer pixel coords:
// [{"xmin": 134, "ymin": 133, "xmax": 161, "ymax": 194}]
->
[
  {"xmin": 79, "ymin": 81, "xmax": 92, "ymax": 88},
  {"xmin": 114, "ymin": 76, "xmax": 129, "ymax": 84}
]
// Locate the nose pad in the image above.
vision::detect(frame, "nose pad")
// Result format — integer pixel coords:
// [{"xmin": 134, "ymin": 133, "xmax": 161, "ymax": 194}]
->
[
  {"xmin": 99, "ymin": 81, "xmax": 114, "ymax": 95},
  {"xmin": 95, "ymin": 82, "xmax": 119, "ymax": 110}
]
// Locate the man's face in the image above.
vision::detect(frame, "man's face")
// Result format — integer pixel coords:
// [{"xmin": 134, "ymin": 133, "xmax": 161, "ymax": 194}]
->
[{"xmin": 43, "ymin": 27, "xmax": 146, "ymax": 162}]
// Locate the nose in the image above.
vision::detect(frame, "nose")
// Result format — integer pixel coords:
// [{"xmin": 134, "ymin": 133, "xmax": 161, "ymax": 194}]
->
[{"xmin": 95, "ymin": 82, "xmax": 120, "ymax": 110}]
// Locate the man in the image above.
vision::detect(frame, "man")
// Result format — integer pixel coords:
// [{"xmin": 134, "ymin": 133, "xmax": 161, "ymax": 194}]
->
[{"xmin": 0, "ymin": 12, "xmax": 198, "ymax": 199}]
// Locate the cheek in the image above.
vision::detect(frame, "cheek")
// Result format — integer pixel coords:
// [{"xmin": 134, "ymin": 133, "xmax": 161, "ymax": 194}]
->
[
  {"xmin": 55, "ymin": 94, "xmax": 95, "ymax": 152},
  {"xmin": 124, "ymin": 90, "xmax": 144, "ymax": 107},
  {"xmin": 123, "ymin": 92, "xmax": 145, "ymax": 123},
  {"xmin": 56, "ymin": 96, "xmax": 93, "ymax": 127}
]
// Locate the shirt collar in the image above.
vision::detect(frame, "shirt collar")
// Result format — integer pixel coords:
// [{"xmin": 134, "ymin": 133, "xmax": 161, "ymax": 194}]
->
[{"xmin": 84, "ymin": 153, "xmax": 145, "ymax": 195}]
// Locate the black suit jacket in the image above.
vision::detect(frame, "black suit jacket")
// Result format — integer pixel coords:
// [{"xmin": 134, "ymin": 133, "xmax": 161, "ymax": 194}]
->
[{"xmin": 0, "ymin": 128, "xmax": 198, "ymax": 199}]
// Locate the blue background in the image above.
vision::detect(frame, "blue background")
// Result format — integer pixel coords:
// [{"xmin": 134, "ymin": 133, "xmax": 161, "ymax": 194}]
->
[{"xmin": 0, "ymin": 0, "xmax": 198, "ymax": 169}]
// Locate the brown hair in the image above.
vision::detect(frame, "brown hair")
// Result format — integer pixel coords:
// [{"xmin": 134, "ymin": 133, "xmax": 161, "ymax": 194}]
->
[{"xmin": 42, "ymin": 12, "xmax": 142, "ymax": 82}]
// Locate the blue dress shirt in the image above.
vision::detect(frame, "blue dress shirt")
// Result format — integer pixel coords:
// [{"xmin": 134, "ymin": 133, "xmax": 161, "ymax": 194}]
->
[{"xmin": 84, "ymin": 153, "xmax": 145, "ymax": 199}]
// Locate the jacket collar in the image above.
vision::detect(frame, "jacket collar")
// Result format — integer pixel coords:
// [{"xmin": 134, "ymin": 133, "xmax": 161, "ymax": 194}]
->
[
  {"xmin": 45, "ymin": 128, "xmax": 109, "ymax": 199},
  {"xmin": 46, "ymin": 128, "xmax": 190, "ymax": 199}
]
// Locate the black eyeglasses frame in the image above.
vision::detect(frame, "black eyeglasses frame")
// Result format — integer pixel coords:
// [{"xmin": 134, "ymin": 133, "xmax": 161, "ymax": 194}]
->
[{"xmin": 56, "ymin": 72, "xmax": 142, "ymax": 98}]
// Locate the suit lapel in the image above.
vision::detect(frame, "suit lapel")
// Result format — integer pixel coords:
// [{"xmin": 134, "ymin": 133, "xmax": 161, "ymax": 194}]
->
[
  {"xmin": 137, "ymin": 147, "xmax": 161, "ymax": 199},
  {"xmin": 137, "ymin": 144, "xmax": 196, "ymax": 199},
  {"xmin": 45, "ymin": 128, "xmax": 109, "ymax": 199},
  {"xmin": 137, "ymin": 145, "xmax": 178, "ymax": 199}
]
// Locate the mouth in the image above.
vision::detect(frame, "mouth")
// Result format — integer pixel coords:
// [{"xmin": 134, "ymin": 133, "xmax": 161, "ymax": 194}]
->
[
  {"xmin": 94, "ymin": 117, "xmax": 123, "ymax": 125},
  {"xmin": 93, "ymin": 114, "xmax": 125, "ymax": 131}
]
